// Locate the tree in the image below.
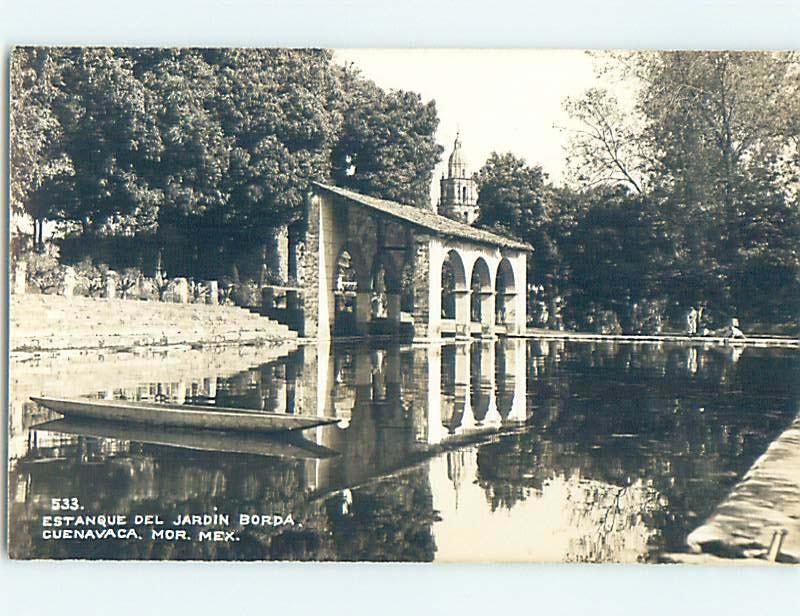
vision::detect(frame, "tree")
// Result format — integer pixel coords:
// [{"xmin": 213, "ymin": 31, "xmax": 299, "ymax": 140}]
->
[
  {"xmin": 475, "ymin": 152, "xmax": 547, "ymax": 240},
  {"xmin": 211, "ymin": 48, "xmax": 344, "ymax": 230},
  {"xmin": 562, "ymin": 51, "xmax": 800, "ymax": 332},
  {"xmin": 53, "ymin": 49, "xmax": 164, "ymax": 235},
  {"xmin": 10, "ymin": 48, "xmax": 450, "ymax": 285},
  {"xmin": 332, "ymin": 67, "xmax": 443, "ymax": 208},
  {"xmin": 9, "ymin": 48, "xmax": 73, "ymax": 251},
  {"xmin": 563, "ymin": 87, "xmax": 647, "ymax": 195}
]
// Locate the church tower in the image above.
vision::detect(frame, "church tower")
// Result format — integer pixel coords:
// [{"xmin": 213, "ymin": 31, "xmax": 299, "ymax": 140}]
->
[{"xmin": 438, "ymin": 132, "xmax": 479, "ymax": 224}]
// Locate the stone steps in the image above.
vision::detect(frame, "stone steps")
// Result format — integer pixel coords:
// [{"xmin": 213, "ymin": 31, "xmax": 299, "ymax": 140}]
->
[{"xmin": 10, "ymin": 294, "xmax": 296, "ymax": 353}]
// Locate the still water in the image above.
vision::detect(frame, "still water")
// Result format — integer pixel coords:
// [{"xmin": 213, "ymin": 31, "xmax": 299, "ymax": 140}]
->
[{"xmin": 8, "ymin": 339, "xmax": 799, "ymax": 561}]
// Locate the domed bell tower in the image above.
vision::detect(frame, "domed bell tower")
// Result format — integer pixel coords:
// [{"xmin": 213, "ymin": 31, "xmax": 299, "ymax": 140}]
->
[{"xmin": 439, "ymin": 132, "xmax": 479, "ymax": 224}]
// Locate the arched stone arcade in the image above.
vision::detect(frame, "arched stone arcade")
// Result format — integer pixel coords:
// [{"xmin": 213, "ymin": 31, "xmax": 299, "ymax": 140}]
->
[
  {"xmin": 434, "ymin": 246, "xmax": 526, "ymax": 339},
  {"xmin": 304, "ymin": 183, "xmax": 532, "ymax": 340}
]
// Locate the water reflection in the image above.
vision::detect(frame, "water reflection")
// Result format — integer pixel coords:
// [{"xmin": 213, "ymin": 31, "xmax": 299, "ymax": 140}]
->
[{"xmin": 8, "ymin": 339, "xmax": 799, "ymax": 561}]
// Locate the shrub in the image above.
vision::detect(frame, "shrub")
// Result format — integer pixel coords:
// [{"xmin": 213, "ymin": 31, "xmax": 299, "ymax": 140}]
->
[
  {"xmin": 118, "ymin": 267, "xmax": 143, "ymax": 299},
  {"xmin": 231, "ymin": 279, "xmax": 261, "ymax": 307},
  {"xmin": 153, "ymin": 270, "xmax": 171, "ymax": 301},
  {"xmin": 629, "ymin": 299, "xmax": 666, "ymax": 334},
  {"xmin": 596, "ymin": 310, "xmax": 622, "ymax": 335},
  {"xmin": 26, "ymin": 252, "xmax": 64, "ymax": 294},
  {"xmin": 73, "ymin": 258, "xmax": 108, "ymax": 298}
]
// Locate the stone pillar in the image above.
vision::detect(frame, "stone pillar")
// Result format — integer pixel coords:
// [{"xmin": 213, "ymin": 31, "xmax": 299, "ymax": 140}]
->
[
  {"xmin": 267, "ymin": 225, "xmax": 289, "ymax": 284},
  {"xmin": 175, "ymin": 381, "xmax": 187, "ymax": 404},
  {"xmin": 13, "ymin": 262, "xmax": 26, "ymax": 295},
  {"xmin": 454, "ymin": 289, "xmax": 470, "ymax": 337},
  {"xmin": 512, "ymin": 252, "xmax": 528, "ymax": 334},
  {"xmin": 262, "ymin": 287, "xmax": 275, "ymax": 314},
  {"xmin": 173, "ymin": 277, "xmax": 189, "ymax": 303},
  {"xmin": 480, "ymin": 290, "xmax": 496, "ymax": 337},
  {"xmin": 411, "ymin": 236, "xmax": 432, "ymax": 340},
  {"xmin": 104, "ymin": 271, "xmax": 117, "ymax": 300},
  {"xmin": 63, "ymin": 266, "xmax": 77, "ymax": 297},
  {"xmin": 203, "ymin": 376, "xmax": 218, "ymax": 399},
  {"xmin": 498, "ymin": 292, "xmax": 516, "ymax": 327},
  {"xmin": 304, "ymin": 192, "xmax": 335, "ymax": 340},
  {"xmin": 206, "ymin": 280, "xmax": 219, "ymax": 305}
]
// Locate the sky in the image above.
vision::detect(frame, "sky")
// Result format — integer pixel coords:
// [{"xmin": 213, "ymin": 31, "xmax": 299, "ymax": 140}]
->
[{"xmin": 334, "ymin": 49, "xmax": 605, "ymax": 200}]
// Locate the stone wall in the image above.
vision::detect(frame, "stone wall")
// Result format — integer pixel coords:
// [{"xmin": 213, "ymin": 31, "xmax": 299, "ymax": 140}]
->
[
  {"xmin": 411, "ymin": 234, "xmax": 432, "ymax": 339},
  {"xmin": 10, "ymin": 294, "xmax": 297, "ymax": 354},
  {"xmin": 302, "ymin": 194, "xmax": 418, "ymax": 339},
  {"xmin": 302, "ymin": 192, "xmax": 322, "ymax": 338}
]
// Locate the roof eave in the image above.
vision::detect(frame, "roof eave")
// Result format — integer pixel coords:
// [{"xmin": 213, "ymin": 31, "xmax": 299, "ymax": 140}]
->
[{"xmin": 312, "ymin": 182, "xmax": 533, "ymax": 252}]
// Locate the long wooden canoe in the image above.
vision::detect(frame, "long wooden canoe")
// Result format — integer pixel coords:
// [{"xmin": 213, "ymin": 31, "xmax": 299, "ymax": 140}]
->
[
  {"xmin": 31, "ymin": 396, "xmax": 339, "ymax": 433},
  {"xmin": 33, "ymin": 418, "xmax": 340, "ymax": 459}
]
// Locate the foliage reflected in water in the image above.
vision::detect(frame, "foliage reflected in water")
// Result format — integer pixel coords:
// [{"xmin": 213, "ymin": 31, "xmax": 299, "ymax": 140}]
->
[{"xmin": 8, "ymin": 339, "xmax": 799, "ymax": 561}]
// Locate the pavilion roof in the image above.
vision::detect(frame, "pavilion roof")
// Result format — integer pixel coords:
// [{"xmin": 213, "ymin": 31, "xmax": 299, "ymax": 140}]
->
[{"xmin": 313, "ymin": 183, "xmax": 533, "ymax": 252}]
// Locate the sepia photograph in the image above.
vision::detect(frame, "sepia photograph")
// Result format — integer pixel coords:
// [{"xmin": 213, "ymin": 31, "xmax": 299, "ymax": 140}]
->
[{"xmin": 6, "ymin": 46, "xmax": 800, "ymax": 564}]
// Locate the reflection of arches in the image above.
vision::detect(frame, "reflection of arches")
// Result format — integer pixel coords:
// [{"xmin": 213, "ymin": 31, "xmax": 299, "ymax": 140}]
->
[
  {"xmin": 470, "ymin": 258, "xmax": 491, "ymax": 323},
  {"xmin": 441, "ymin": 250, "xmax": 467, "ymax": 320},
  {"xmin": 440, "ymin": 344, "xmax": 468, "ymax": 433},
  {"xmin": 332, "ymin": 350, "xmax": 356, "ymax": 428},
  {"xmin": 495, "ymin": 258, "xmax": 516, "ymax": 325},
  {"xmin": 494, "ymin": 340, "xmax": 515, "ymax": 419},
  {"xmin": 470, "ymin": 343, "xmax": 490, "ymax": 422}
]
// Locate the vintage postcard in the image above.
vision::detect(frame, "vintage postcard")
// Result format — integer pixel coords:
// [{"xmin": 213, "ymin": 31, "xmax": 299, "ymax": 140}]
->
[{"xmin": 7, "ymin": 48, "xmax": 799, "ymax": 562}]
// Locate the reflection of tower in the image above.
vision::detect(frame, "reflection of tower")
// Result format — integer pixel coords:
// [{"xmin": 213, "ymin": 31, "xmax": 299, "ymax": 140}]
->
[
  {"xmin": 446, "ymin": 450, "xmax": 466, "ymax": 509},
  {"xmin": 438, "ymin": 132, "xmax": 479, "ymax": 224}
]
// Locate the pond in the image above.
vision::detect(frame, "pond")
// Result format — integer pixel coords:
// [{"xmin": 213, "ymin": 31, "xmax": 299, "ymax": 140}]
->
[{"xmin": 8, "ymin": 339, "xmax": 799, "ymax": 562}]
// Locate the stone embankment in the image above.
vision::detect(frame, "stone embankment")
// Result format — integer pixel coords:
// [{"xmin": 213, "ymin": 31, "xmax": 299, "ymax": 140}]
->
[
  {"xmin": 683, "ymin": 414, "xmax": 800, "ymax": 564},
  {"xmin": 10, "ymin": 294, "xmax": 297, "ymax": 354},
  {"xmin": 520, "ymin": 328, "xmax": 799, "ymax": 348},
  {"xmin": 661, "ymin": 413, "xmax": 800, "ymax": 565}
]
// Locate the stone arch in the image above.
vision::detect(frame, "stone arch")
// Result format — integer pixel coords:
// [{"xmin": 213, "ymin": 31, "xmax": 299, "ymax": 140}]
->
[
  {"xmin": 469, "ymin": 257, "xmax": 492, "ymax": 323},
  {"xmin": 495, "ymin": 258, "xmax": 516, "ymax": 325},
  {"xmin": 441, "ymin": 249, "xmax": 468, "ymax": 322}
]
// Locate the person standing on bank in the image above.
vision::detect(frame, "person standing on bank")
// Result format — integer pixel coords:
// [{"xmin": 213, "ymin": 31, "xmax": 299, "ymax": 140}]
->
[{"xmin": 686, "ymin": 306, "xmax": 698, "ymax": 336}]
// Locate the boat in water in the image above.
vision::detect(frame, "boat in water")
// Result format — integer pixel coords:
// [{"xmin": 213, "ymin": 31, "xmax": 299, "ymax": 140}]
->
[
  {"xmin": 30, "ymin": 396, "xmax": 339, "ymax": 433},
  {"xmin": 32, "ymin": 418, "xmax": 339, "ymax": 459}
]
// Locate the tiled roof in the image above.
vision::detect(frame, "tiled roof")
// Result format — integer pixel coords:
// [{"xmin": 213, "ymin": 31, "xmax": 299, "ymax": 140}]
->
[{"xmin": 313, "ymin": 183, "xmax": 533, "ymax": 252}]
